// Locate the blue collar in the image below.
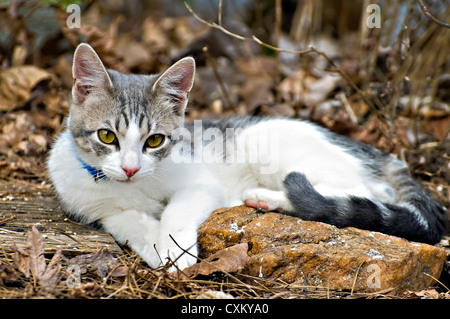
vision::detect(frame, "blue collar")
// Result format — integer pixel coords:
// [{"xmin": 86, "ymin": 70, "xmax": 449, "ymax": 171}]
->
[
  {"xmin": 71, "ymin": 137, "xmax": 107, "ymax": 182},
  {"xmin": 78, "ymin": 157, "xmax": 107, "ymax": 182}
]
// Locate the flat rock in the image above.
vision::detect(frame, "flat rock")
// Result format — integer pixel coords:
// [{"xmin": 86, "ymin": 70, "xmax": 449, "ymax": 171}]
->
[{"xmin": 198, "ymin": 206, "xmax": 447, "ymax": 294}]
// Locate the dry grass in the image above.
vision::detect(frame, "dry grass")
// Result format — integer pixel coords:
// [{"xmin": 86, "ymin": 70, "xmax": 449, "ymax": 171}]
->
[{"xmin": 1, "ymin": 245, "xmax": 421, "ymax": 299}]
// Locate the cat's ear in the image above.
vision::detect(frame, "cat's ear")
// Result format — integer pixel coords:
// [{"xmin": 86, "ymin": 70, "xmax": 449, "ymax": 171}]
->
[
  {"xmin": 153, "ymin": 57, "xmax": 195, "ymax": 116},
  {"xmin": 72, "ymin": 43, "xmax": 113, "ymax": 103}
]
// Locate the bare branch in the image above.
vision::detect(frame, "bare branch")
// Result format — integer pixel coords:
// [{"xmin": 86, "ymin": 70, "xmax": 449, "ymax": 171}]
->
[
  {"xmin": 417, "ymin": 0, "xmax": 450, "ymax": 29},
  {"xmin": 184, "ymin": 1, "xmax": 247, "ymax": 41}
]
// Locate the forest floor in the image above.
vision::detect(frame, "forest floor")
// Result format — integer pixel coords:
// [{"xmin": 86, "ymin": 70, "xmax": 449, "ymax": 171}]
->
[{"xmin": 0, "ymin": 0, "xmax": 449, "ymax": 299}]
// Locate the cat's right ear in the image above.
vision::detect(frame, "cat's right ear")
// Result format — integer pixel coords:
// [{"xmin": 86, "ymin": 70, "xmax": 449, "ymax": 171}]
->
[
  {"xmin": 153, "ymin": 57, "xmax": 195, "ymax": 116},
  {"xmin": 72, "ymin": 43, "xmax": 113, "ymax": 103}
]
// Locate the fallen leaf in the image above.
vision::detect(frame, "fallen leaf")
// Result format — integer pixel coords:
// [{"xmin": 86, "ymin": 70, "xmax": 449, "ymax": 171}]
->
[
  {"xmin": 56, "ymin": 8, "xmax": 127, "ymax": 73},
  {"xmin": 26, "ymin": 225, "xmax": 47, "ymax": 280},
  {"xmin": 413, "ymin": 289, "xmax": 443, "ymax": 299},
  {"xmin": 12, "ymin": 225, "xmax": 62, "ymax": 286},
  {"xmin": 67, "ymin": 249, "xmax": 125, "ymax": 278},
  {"xmin": 196, "ymin": 290, "xmax": 235, "ymax": 299},
  {"xmin": 70, "ymin": 282, "xmax": 105, "ymax": 298},
  {"xmin": 239, "ymin": 77, "xmax": 274, "ymax": 113},
  {"xmin": 303, "ymin": 74, "xmax": 341, "ymax": 107},
  {"xmin": 0, "ymin": 66, "xmax": 51, "ymax": 111},
  {"xmin": 0, "ymin": 260, "xmax": 21, "ymax": 285},
  {"xmin": 12, "ymin": 246, "xmax": 30, "ymax": 278},
  {"xmin": 183, "ymin": 243, "xmax": 250, "ymax": 278},
  {"xmin": 39, "ymin": 249, "xmax": 63, "ymax": 286}
]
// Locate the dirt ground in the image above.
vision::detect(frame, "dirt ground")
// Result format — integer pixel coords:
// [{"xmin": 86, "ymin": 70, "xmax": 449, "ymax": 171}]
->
[{"xmin": 0, "ymin": 0, "xmax": 449, "ymax": 299}]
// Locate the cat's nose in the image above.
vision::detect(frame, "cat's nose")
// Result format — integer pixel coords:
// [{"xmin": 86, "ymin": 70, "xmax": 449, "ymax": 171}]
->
[{"xmin": 122, "ymin": 167, "xmax": 140, "ymax": 178}]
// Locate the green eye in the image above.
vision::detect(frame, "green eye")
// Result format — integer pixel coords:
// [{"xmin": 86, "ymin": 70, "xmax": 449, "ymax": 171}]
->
[
  {"xmin": 98, "ymin": 129, "xmax": 117, "ymax": 144},
  {"xmin": 146, "ymin": 134, "xmax": 165, "ymax": 148}
]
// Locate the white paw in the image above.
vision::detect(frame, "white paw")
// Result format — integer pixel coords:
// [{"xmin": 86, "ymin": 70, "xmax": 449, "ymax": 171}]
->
[
  {"xmin": 158, "ymin": 235, "xmax": 198, "ymax": 271},
  {"xmin": 242, "ymin": 188, "xmax": 293, "ymax": 212}
]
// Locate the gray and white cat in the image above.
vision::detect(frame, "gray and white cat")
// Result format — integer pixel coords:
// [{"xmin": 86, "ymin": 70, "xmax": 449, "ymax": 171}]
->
[{"xmin": 48, "ymin": 43, "xmax": 446, "ymax": 270}]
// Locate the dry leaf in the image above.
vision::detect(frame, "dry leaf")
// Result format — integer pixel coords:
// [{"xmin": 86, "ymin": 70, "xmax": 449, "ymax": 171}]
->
[
  {"xmin": 183, "ymin": 243, "xmax": 250, "ymax": 278},
  {"xmin": 12, "ymin": 225, "xmax": 62, "ymax": 286},
  {"xmin": 0, "ymin": 260, "xmax": 21, "ymax": 285},
  {"xmin": 239, "ymin": 77, "xmax": 274, "ymax": 113},
  {"xmin": 12, "ymin": 246, "xmax": 30, "ymax": 278},
  {"xmin": 40, "ymin": 249, "xmax": 63, "ymax": 287},
  {"xmin": 0, "ymin": 66, "xmax": 51, "ymax": 111},
  {"xmin": 27, "ymin": 225, "xmax": 47, "ymax": 281},
  {"xmin": 413, "ymin": 289, "xmax": 444, "ymax": 299},
  {"xmin": 56, "ymin": 8, "xmax": 127, "ymax": 73},
  {"xmin": 196, "ymin": 290, "xmax": 235, "ymax": 299},
  {"xmin": 69, "ymin": 282, "xmax": 105, "ymax": 298},
  {"xmin": 303, "ymin": 74, "xmax": 341, "ymax": 107},
  {"xmin": 68, "ymin": 249, "xmax": 125, "ymax": 278}
]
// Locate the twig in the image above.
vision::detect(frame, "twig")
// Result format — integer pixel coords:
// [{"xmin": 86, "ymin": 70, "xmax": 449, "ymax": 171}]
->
[
  {"xmin": 350, "ymin": 261, "xmax": 365, "ymax": 296},
  {"xmin": 0, "ymin": 215, "xmax": 16, "ymax": 226},
  {"xmin": 202, "ymin": 46, "xmax": 235, "ymax": 111},
  {"xmin": 185, "ymin": 1, "xmax": 246, "ymax": 41},
  {"xmin": 417, "ymin": 0, "xmax": 450, "ymax": 29},
  {"xmin": 275, "ymin": 0, "xmax": 282, "ymax": 52},
  {"xmin": 60, "ymin": 231, "xmax": 92, "ymax": 250},
  {"xmin": 168, "ymin": 234, "xmax": 199, "ymax": 264},
  {"xmin": 218, "ymin": 0, "xmax": 223, "ymax": 27},
  {"xmin": 337, "ymin": 92, "xmax": 358, "ymax": 125},
  {"xmin": 423, "ymin": 272, "xmax": 450, "ymax": 292},
  {"xmin": 168, "ymin": 234, "xmax": 261, "ymax": 297}
]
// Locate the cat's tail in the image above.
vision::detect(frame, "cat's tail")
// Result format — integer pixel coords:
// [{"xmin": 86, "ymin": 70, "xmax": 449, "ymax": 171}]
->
[{"xmin": 283, "ymin": 169, "xmax": 447, "ymax": 244}]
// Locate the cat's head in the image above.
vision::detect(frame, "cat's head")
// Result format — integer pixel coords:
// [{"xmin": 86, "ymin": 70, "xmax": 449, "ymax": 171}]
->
[{"xmin": 68, "ymin": 43, "xmax": 195, "ymax": 182}]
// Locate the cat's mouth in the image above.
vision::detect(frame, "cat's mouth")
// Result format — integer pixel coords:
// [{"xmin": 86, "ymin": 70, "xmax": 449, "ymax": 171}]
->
[
  {"xmin": 117, "ymin": 178, "xmax": 136, "ymax": 184},
  {"xmin": 116, "ymin": 177, "xmax": 137, "ymax": 184}
]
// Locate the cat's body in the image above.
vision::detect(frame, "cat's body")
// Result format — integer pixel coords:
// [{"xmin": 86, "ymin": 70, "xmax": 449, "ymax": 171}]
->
[{"xmin": 48, "ymin": 44, "xmax": 447, "ymax": 269}]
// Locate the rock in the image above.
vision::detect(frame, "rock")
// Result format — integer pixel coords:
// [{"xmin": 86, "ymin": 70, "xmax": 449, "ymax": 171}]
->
[{"xmin": 197, "ymin": 206, "xmax": 447, "ymax": 295}]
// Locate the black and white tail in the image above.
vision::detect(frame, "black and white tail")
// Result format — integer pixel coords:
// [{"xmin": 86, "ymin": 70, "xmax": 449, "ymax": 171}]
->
[{"xmin": 283, "ymin": 167, "xmax": 447, "ymax": 244}]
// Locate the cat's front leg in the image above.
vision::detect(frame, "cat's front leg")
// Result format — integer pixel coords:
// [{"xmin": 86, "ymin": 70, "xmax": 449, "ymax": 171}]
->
[
  {"xmin": 158, "ymin": 184, "xmax": 225, "ymax": 270},
  {"xmin": 100, "ymin": 210, "xmax": 161, "ymax": 268}
]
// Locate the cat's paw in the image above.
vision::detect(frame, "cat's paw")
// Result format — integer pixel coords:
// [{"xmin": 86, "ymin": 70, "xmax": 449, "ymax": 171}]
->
[
  {"xmin": 158, "ymin": 236, "xmax": 198, "ymax": 271},
  {"xmin": 242, "ymin": 188, "xmax": 292, "ymax": 212}
]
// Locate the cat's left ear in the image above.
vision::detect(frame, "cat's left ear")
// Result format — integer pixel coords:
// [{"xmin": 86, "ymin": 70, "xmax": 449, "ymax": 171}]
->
[
  {"xmin": 72, "ymin": 43, "xmax": 113, "ymax": 104},
  {"xmin": 153, "ymin": 57, "xmax": 195, "ymax": 116}
]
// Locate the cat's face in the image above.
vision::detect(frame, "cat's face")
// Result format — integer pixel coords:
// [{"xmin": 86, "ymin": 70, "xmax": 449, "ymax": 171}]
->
[{"xmin": 68, "ymin": 44, "xmax": 195, "ymax": 182}]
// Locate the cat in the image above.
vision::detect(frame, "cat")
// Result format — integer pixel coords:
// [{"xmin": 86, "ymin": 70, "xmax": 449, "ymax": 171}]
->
[{"xmin": 48, "ymin": 43, "xmax": 447, "ymax": 270}]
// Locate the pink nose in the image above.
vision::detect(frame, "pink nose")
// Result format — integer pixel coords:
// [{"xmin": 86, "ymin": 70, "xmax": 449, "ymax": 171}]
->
[{"xmin": 122, "ymin": 167, "xmax": 140, "ymax": 178}]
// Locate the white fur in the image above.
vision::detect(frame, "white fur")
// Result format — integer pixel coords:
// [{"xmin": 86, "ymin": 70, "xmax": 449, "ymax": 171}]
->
[{"xmin": 49, "ymin": 130, "xmax": 224, "ymax": 269}]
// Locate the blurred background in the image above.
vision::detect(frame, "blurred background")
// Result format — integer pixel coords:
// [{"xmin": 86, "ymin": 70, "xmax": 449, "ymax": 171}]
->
[{"xmin": 0, "ymin": 0, "xmax": 448, "ymax": 215}]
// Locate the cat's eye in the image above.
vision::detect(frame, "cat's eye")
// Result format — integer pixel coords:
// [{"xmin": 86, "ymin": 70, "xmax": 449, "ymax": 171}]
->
[
  {"xmin": 98, "ymin": 129, "xmax": 117, "ymax": 144},
  {"xmin": 146, "ymin": 134, "xmax": 165, "ymax": 148}
]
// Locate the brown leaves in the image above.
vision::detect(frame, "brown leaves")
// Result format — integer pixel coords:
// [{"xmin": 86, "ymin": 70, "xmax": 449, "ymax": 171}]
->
[
  {"xmin": 0, "ymin": 66, "xmax": 52, "ymax": 112},
  {"xmin": 67, "ymin": 249, "xmax": 128, "ymax": 279},
  {"xmin": 0, "ymin": 260, "xmax": 21, "ymax": 286},
  {"xmin": 55, "ymin": 9, "xmax": 127, "ymax": 73},
  {"xmin": 408, "ymin": 289, "xmax": 450, "ymax": 299},
  {"xmin": 182, "ymin": 243, "xmax": 250, "ymax": 278},
  {"xmin": 11, "ymin": 225, "xmax": 127, "ymax": 291},
  {"xmin": 0, "ymin": 112, "xmax": 52, "ymax": 180},
  {"xmin": 13, "ymin": 225, "xmax": 62, "ymax": 287}
]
